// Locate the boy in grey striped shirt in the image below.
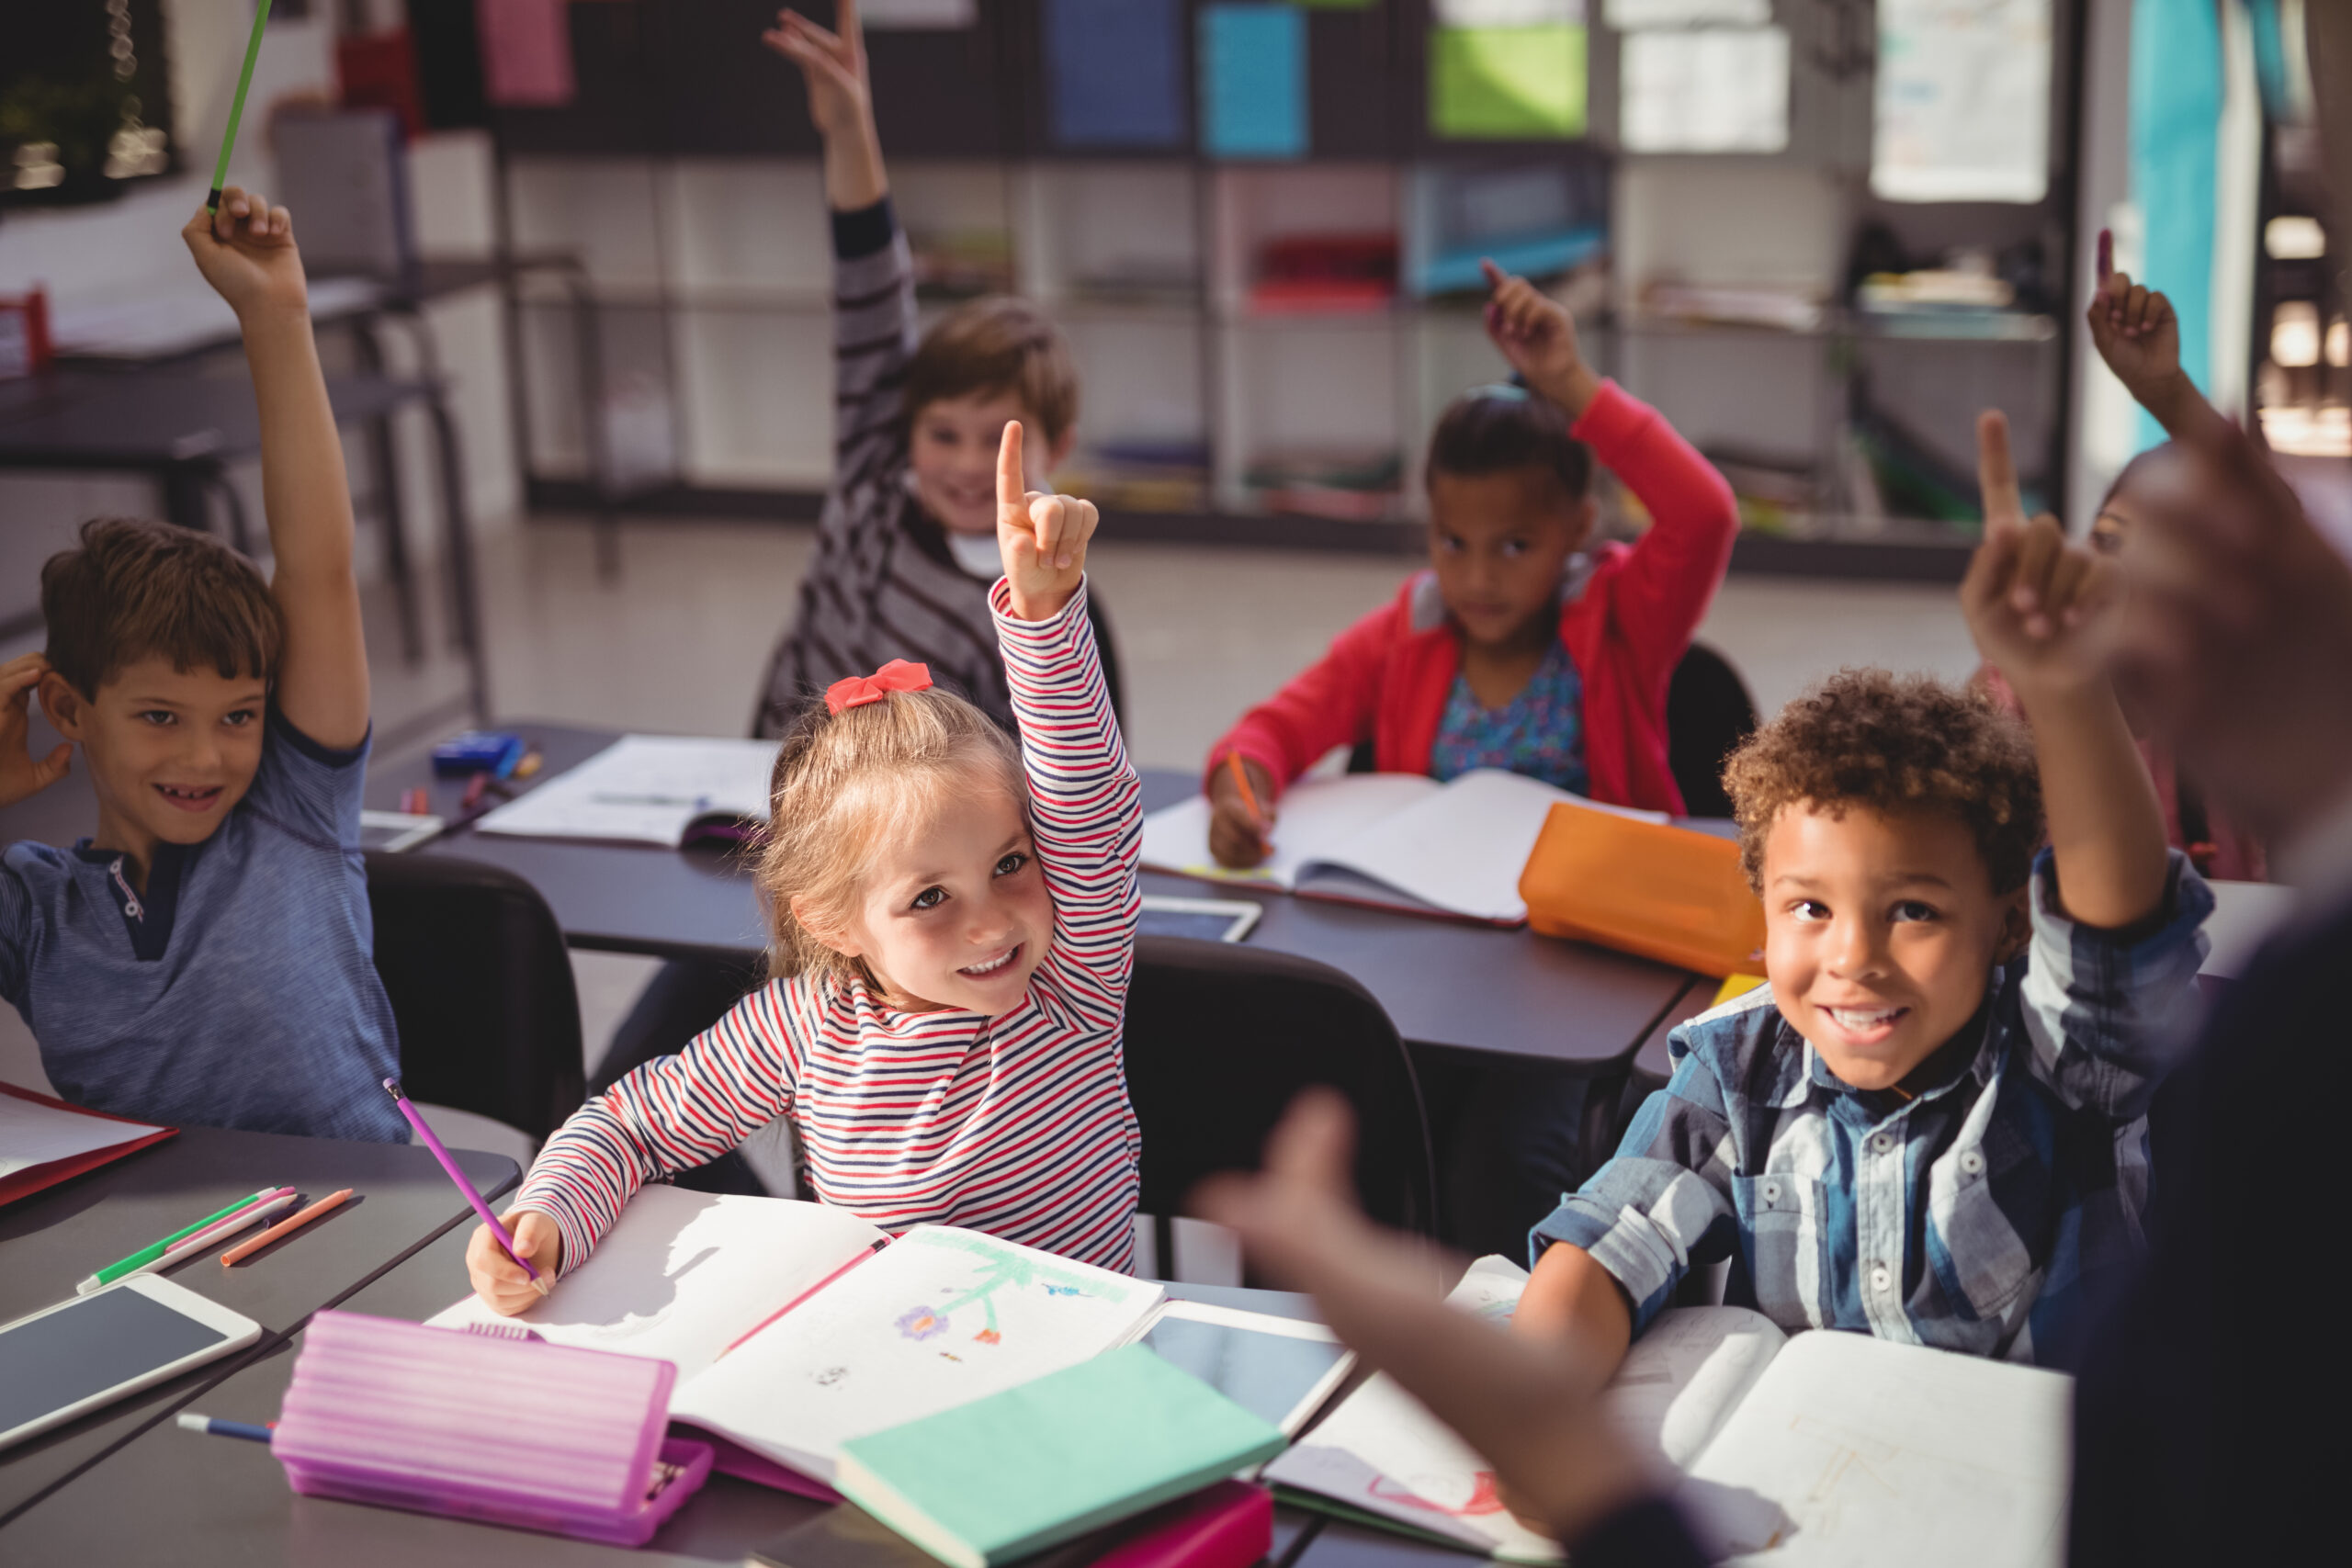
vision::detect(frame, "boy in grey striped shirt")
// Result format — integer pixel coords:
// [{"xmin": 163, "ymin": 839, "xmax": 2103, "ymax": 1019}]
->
[{"xmin": 755, "ymin": 1, "xmax": 1094, "ymax": 740}]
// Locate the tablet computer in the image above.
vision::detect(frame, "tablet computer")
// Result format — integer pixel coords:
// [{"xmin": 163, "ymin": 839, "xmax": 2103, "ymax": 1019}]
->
[
  {"xmin": 1136, "ymin": 896, "xmax": 1262, "ymax": 944},
  {"xmin": 0, "ymin": 1277, "xmax": 264, "ymax": 1452},
  {"xmin": 1134, "ymin": 1300, "xmax": 1354, "ymax": 1437}
]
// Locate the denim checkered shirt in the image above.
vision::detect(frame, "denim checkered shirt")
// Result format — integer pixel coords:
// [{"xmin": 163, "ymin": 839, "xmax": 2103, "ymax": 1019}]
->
[{"xmin": 1535, "ymin": 849, "xmax": 2213, "ymax": 1367}]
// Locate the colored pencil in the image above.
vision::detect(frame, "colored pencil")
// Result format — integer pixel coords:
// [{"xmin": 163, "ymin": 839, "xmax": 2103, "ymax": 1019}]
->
[
  {"xmin": 221, "ymin": 1188, "xmax": 353, "ymax": 1266},
  {"xmin": 208, "ymin": 0, "xmax": 276, "ymax": 212}
]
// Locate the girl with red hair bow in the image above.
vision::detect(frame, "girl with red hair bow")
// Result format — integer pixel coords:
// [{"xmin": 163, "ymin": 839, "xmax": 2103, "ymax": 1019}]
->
[{"xmin": 468, "ymin": 424, "xmax": 1148, "ymax": 1306}]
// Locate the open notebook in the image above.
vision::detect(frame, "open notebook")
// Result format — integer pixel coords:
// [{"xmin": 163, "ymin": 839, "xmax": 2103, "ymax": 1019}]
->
[
  {"xmin": 1264, "ymin": 1257, "xmax": 2073, "ymax": 1567},
  {"xmin": 1139, "ymin": 772, "xmax": 1666, "ymax": 927},
  {"xmin": 0, "ymin": 1083, "xmax": 175, "ymax": 1206},
  {"xmin": 429, "ymin": 1188, "xmax": 1346, "ymax": 1492},
  {"xmin": 474, "ymin": 736, "xmax": 780, "ymax": 848}
]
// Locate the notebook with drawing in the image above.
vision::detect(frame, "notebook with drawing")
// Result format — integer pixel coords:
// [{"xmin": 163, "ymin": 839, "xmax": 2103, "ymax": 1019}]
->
[
  {"xmin": 473, "ymin": 736, "xmax": 780, "ymax": 848},
  {"xmin": 1139, "ymin": 771, "xmax": 1666, "ymax": 927},
  {"xmin": 1264, "ymin": 1257, "xmax": 2074, "ymax": 1566},
  {"xmin": 429, "ymin": 1189, "xmax": 1161, "ymax": 1486}
]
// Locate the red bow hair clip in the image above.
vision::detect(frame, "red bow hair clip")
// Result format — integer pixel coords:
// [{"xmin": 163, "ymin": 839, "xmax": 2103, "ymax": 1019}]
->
[{"xmin": 825, "ymin": 660, "xmax": 933, "ymax": 716}]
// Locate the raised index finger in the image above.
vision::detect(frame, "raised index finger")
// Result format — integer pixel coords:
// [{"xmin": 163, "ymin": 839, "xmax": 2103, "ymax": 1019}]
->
[
  {"xmin": 1976, "ymin": 410, "xmax": 2024, "ymax": 528},
  {"xmin": 997, "ymin": 420, "xmax": 1026, "ymax": 519}
]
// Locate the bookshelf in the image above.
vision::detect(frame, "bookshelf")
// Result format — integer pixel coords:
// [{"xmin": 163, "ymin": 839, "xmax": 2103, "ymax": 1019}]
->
[{"xmin": 473, "ymin": 0, "xmax": 2085, "ymax": 581}]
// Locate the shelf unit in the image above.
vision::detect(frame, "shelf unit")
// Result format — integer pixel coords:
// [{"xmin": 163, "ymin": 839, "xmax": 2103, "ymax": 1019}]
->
[{"xmin": 469, "ymin": 0, "xmax": 2086, "ymax": 581}]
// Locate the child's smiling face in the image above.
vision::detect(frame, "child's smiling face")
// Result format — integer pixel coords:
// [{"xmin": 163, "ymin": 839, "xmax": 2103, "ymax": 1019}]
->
[
  {"xmin": 1759, "ymin": 801, "xmax": 2030, "ymax": 1090},
  {"xmin": 909, "ymin": 390, "xmax": 1070, "ymax": 539},
  {"xmin": 816, "ymin": 782, "xmax": 1055, "ymax": 1016},
  {"xmin": 43, "ymin": 656, "xmax": 267, "ymax": 864}
]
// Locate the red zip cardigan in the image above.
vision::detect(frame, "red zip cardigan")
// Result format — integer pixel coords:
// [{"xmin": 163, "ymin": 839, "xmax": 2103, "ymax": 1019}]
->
[{"xmin": 1205, "ymin": 379, "xmax": 1739, "ymax": 815}]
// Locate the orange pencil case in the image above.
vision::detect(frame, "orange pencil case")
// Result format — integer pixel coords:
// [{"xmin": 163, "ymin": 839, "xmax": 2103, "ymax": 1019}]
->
[{"xmin": 1518, "ymin": 805, "xmax": 1767, "ymax": 977}]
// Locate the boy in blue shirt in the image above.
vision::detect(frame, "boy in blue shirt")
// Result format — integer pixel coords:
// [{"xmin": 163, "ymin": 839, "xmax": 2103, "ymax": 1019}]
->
[
  {"xmin": 0, "ymin": 188, "xmax": 403, "ymax": 1141},
  {"xmin": 1519, "ymin": 412, "xmax": 2212, "ymax": 1371}
]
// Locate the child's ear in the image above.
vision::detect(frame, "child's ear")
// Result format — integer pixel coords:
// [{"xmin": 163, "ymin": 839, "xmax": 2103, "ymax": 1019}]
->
[
  {"xmin": 789, "ymin": 895, "xmax": 863, "ymax": 958},
  {"xmin": 1993, "ymin": 886, "xmax": 2032, "ymax": 964},
  {"xmin": 38, "ymin": 671, "xmax": 88, "ymax": 742},
  {"xmin": 1044, "ymin": 426, "xmax": 1077, "ymax": 479}
]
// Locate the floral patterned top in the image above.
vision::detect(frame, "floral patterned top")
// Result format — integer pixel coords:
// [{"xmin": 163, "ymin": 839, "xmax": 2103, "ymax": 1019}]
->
[{"xmin": 1429, "ymin": 638, "xmax": 1589, "ymax": 794}]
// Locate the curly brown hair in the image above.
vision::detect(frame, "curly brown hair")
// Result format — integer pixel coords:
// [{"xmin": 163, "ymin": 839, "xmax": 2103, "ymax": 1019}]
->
[{"xmin": 1724, "ymin": 668, "xmax": 2044, "ymax": 895}]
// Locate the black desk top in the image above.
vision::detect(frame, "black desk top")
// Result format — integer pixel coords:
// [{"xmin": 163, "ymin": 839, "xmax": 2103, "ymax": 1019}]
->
[
  {"xmin": 1, "ymin": 1222, "xmax": 1329, "ymax": 1566},
  {"xmin": 0, "ymin": 1126, "xmax": 516, "ymax": 1525},
  {"xmin": 368, "ymin": 724, "xmax": 1698, "ymax": 1069},
  {"xmin": 0, "ymin": 366, "xmax": 443, "ymax": 468}
]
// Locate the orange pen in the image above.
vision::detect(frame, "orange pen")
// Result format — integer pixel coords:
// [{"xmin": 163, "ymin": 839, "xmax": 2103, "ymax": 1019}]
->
[
  {"xmin": 1226, "ymin": 751, "xmax": 1265, "ymax": 824},
  {"xmin": 220, "ymin": 1188, "xmax": 352, "ymax": 1266}
]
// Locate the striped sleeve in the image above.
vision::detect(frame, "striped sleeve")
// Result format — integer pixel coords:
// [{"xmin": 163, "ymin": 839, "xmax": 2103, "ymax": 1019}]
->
[
  {"xmin": 991, "ymin": 577, "xmax": 1142, "ymax": 1021},
  {"xmin": 510, "ymin": 978, "xmax": 819, "ymax": 1275},
  {"xmin": 832, "ymin": 198, "xmax": 918, "ymax": 503}
]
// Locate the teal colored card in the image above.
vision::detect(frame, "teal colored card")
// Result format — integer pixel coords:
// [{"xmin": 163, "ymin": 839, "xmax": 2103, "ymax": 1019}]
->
[
  {"xmin": 1199, "ymin": 4, "xmax": 1310, "ymax": 159},
  {"xmin": 835, "ymin": 1345, "xmax": 1287, "ymax": 1568}
]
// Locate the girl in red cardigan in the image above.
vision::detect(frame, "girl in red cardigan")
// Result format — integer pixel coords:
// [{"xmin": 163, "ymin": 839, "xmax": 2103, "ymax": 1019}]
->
[{"xmin": 1204, "ymin": 263, "xmax": 1738, "ymax": 867}]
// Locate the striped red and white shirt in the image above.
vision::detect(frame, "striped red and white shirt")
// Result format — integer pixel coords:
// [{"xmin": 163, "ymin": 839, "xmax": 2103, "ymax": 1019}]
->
[{"xmin": 515, "ymin": 581, "xmax": 1144, "ymax": 1272}]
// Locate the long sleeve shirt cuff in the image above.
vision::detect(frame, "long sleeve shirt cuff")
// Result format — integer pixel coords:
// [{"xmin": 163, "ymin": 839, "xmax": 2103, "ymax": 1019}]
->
[{"xmin": 831, "ymin": 196, "xmax": 897, "ymax": 260}]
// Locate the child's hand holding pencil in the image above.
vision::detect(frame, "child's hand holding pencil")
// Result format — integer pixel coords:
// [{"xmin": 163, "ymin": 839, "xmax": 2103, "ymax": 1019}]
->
[
  {"xmin": 1208, "ymin": 752, "xmax": 1278, "ymax": 869},
  {"xmin": 181, "ymin": 186, "xmax": 307, "ymax": 320},
  {"xmin": 467, "ymin": 1209, "xmax": 564, "ymax": 1316}
]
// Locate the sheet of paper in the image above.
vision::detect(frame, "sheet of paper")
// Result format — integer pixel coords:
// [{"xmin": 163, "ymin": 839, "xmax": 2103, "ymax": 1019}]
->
[
  {"xmin": 1046, "ymin": 0, "xmax": 1185, "ymax": 149},
  {"xmin": 1687, "ymin": 1332, "xmax": 2073, "ymax": 1565},
  {"xmin": 860, "ymin": 0, "xmax": 978, "ymax": 26},
  {"xmin": 1621, "ymin": 28, "xmax": 1790, "ymax": 153},
  {"xmin": 474, "ymin": 735, "xmax": 780, "ymax": 845},
  {"xmin": 1604, "ymin": 0, "xmax": 1767, "ymax": 24},
  {"xmin": 1871, "ymin": 0, "xmax": 2052, "ymax": 203},
  {"xmin": 1305, "ymin": 770, "xmax": 1666, "ymax": 925},
  {"xmin": 1430, "ymin": 23, "xmax": 1588, "ymax": 141},
  {"xmin": 1138, "ymin": 773, "xmax": 1439, "ymax": 889},
  {"xmin": 2199, "ymin": 878, "xmax": 2297, "ymax": 979},
  {"xmin": 0, "ymin": 1095, "xmax": 166, "ymax": 1179},
  {"xmin": 673, "ymin": 1225, "xmax": 1164, "ymax": 1481},
  {"xmin": 1438, "ymin": 0, "xmax": 1584, "ymax": 23},
  {"xmin": 1602, "ymin": 1306, "xmax": 1786, "ymax": 1470},
  {"xmin": 1263, "ymin": 1256, "xmax": 1563, "ymax": 1562},
  {"xmin": 425, "ymin": 1188, "xmax": 887, "ymax": 1382},
  {"xmin": 1198, "ymin": 4, "xmax": 1308, "ymax": 160}
]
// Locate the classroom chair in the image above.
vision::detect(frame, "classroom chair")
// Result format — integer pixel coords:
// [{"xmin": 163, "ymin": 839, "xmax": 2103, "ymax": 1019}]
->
[
  {"xmin": 1666, "ymin": 642, "xmax": 1758, "ymax": 819},
  {"xmin": 364, "ymin": 851, "xmax": 587, "ymax": 1146},
  {"xmin": 1125, "ymin": 936, "xmax": 1439, "ymax": 1278}
]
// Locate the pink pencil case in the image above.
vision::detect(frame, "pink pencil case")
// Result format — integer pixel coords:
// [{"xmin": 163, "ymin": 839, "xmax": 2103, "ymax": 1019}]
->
[{"xmin": 270, "ymin": 1311, "xmax": 713, "ymax": 1548}]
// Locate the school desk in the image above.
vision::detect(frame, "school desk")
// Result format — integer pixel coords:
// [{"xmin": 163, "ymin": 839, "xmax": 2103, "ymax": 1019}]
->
[
  {"xmin": 0, "ymin": 1222, "xmax": 1334, "ymax": 1566},
  {"xmin": 0, "ymin": 1124, "xmax": 518, "ymax": 1528},
  {"xmin": 365, "ymin": 722, "xmax": 1706, "ymax": 1072}
]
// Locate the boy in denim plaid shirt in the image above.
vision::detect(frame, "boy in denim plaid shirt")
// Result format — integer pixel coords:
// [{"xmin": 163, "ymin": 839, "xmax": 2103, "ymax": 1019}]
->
[{"xmin": 1520, "ymin": 413, "xmax": 2211, "ymax": 1371}]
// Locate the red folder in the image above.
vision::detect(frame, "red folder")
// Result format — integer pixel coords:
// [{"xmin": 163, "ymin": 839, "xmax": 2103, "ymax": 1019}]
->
[{"xmin": 0, "ymin": 1081, "xmax": 177, "ymax": 1207}]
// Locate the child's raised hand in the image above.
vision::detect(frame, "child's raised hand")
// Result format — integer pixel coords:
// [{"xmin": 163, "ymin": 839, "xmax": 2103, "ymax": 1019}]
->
[
  {"xmin": 181, "ymin": 187, "xmax": 306, "ymax": 319},
  {"xmin": 1962, "ymin": 411, "xmax": 2120, "ymax": 693},
  {"xmin": 465, "ymin": 1210, "xmax": 562, "ymax": 1316},
  {"xmin": 763, "ymin": 2, "xmax": 872, "ymax": 140},
  {"xmin": 0, "ymin": 655, "xmax": 72, "ymax": 810},
  {"xmin": 996, "ymin": 421, "xmax": 1097, "ymax": 622},
  {"xmin": 2086, "ymin": 239, "xmax": 2185, "ymax": 412},
  {"xmin": 1480, "ymin": 260, "xmax": 1598, "ymax": 415}
]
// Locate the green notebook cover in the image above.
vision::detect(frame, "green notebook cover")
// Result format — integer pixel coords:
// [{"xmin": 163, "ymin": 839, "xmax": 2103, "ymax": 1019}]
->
[{"xmin": 834, "ymin": 1345, "xmax": 1287, "ymax": 1568}]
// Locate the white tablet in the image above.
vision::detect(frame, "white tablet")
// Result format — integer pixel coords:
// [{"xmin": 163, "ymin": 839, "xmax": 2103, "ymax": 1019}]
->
[
  {"xmin": 1134, "ymin": 1300, "xmax": 1355, "ymax": 1437},
  {"xmin": 1136, "ymin": 896, "xmax": 1262, "ymax": 944},
  {"xmin": 0, "ymin": 1276, "xmax": 264, "ymax": 1452}
]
